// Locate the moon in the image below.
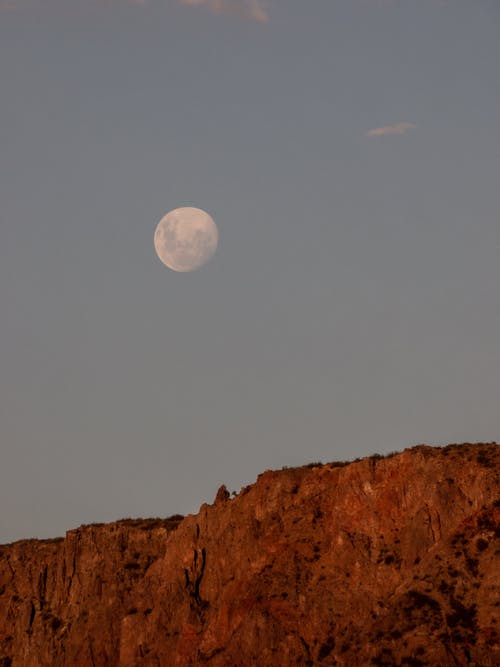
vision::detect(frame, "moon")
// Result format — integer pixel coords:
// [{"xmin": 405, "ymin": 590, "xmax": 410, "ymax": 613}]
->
[{"xmin": 154, "ymin": 207, "xmax": 218, "ymax": 272}]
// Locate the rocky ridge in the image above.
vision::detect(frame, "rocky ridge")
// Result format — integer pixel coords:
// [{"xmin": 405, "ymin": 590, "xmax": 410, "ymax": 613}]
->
[{"xmin": 0, "ymin": 443, "xmax": 499, "ymax": 666}]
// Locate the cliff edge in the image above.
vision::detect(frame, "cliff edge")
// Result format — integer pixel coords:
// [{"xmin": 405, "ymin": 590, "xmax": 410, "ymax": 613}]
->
[{"xmin": 1, "ymin": 443, "xmax": 499, "ymax": 666}]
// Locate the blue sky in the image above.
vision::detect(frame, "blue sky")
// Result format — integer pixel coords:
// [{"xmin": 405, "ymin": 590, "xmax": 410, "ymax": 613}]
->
[{"xmin": 1, "ymin": 0, "xmax": 499, "ymax": 541}]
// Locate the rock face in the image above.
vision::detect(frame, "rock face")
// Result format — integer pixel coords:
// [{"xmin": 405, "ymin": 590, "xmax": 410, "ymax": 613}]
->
[{"xmin": 0, "ymin": 444, "xmax": 499, "ymax": 666}]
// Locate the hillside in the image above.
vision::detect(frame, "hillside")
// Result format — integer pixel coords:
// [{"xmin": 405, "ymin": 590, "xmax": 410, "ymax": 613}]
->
[{"xmin": 0, "ymin": 443, "xmax": 499, "ymax": 666}]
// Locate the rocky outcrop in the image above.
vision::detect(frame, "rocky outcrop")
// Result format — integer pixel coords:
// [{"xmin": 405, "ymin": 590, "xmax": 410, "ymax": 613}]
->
[
  {"xmin": 0, "ymin": 517, "xmax": 183, "ymax": 666},
  {"xmin": 0, "ymin": 444, "xmax": 499, "ymax": 666}
]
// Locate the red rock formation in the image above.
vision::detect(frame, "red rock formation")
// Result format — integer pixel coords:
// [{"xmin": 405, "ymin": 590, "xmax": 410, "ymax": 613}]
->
[{"xmin": 0, "ymin": 444, "xmax": 499, "ymax": 666}]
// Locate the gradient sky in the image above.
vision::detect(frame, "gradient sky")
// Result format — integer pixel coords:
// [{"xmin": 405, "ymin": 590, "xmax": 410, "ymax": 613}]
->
[{"xmin": 1, "ymin": 0, "xmax": 499, "ymax": 542}]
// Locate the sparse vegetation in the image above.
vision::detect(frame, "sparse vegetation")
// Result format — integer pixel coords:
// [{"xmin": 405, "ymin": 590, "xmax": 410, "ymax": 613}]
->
[
  {"xmin": 476, "ymin": 452, "xmax": 495, "ymax": 467},
  {"xmin": 406, "ymin": 590, "xmax": 441, "ymax": 613},
  {"xmin": 476, "ymin": 538, "xmax": 489, "ymax": 551},
  {"xmin": 116, "ymin": 515, "xmax": 184, "ymax": 530},
  {"xmin": 372, "ymin": 647, "xmax": 396, "ymax": 666},
  {"xmin": 317, "ymin": 636, "xmax": 335, "ymax": 660},
  {"xmin": 124, "ymin": 562, "xmax": 141, "ymax": 571},
  {"xmin": 446, "ymin": 598, "xmax": 477, "ymax": 632},
  {"xmin": 50, "ymin": 616, "xmax": 62, "ymax": 631},
  {"xmin": 401, "ymin": 658, "xmax": 425, "ymax": 667},
  {"xmin": 465, "ymin": 556, "xmax": 479, "ymax": 576}
]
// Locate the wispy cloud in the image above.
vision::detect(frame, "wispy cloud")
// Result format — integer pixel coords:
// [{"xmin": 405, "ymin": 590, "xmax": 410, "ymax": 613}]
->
[
  {"xmin": 0, "ymin": 0, "xmax": 21, "ymax": 10},
  {"xmin": 181, "ymin": 0, "xmax": 268, "ymax": 23},
  {"xmin": 367, "ymin": 122, "xmax": 416, "ymax": 137}
]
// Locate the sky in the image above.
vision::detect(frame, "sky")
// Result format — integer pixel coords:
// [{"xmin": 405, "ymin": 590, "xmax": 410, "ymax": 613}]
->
[{"xmin": 1, "ymin": 0, "xmax": 499, "ymax": 542}]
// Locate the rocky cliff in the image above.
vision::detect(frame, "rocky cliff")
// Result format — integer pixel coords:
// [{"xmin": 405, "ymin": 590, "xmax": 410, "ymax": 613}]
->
[{"xmin": 0, "ymin": 443, "xmax": 499, "ymax": 666}]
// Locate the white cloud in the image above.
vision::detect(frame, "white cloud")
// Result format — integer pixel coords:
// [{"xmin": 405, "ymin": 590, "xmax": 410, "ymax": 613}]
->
[
  {"xmin": 367, "ymin": 122, "xmax": 417, "ymax": 137},
  {"xmin": 181, "ymin": 0, "xmax": 268, "ymax": 23}
]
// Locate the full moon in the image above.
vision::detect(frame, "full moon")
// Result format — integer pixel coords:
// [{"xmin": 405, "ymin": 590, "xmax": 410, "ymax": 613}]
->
[{"xmin": 154, "ymin": 207, "xmax": 218, "ymax": 272}]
